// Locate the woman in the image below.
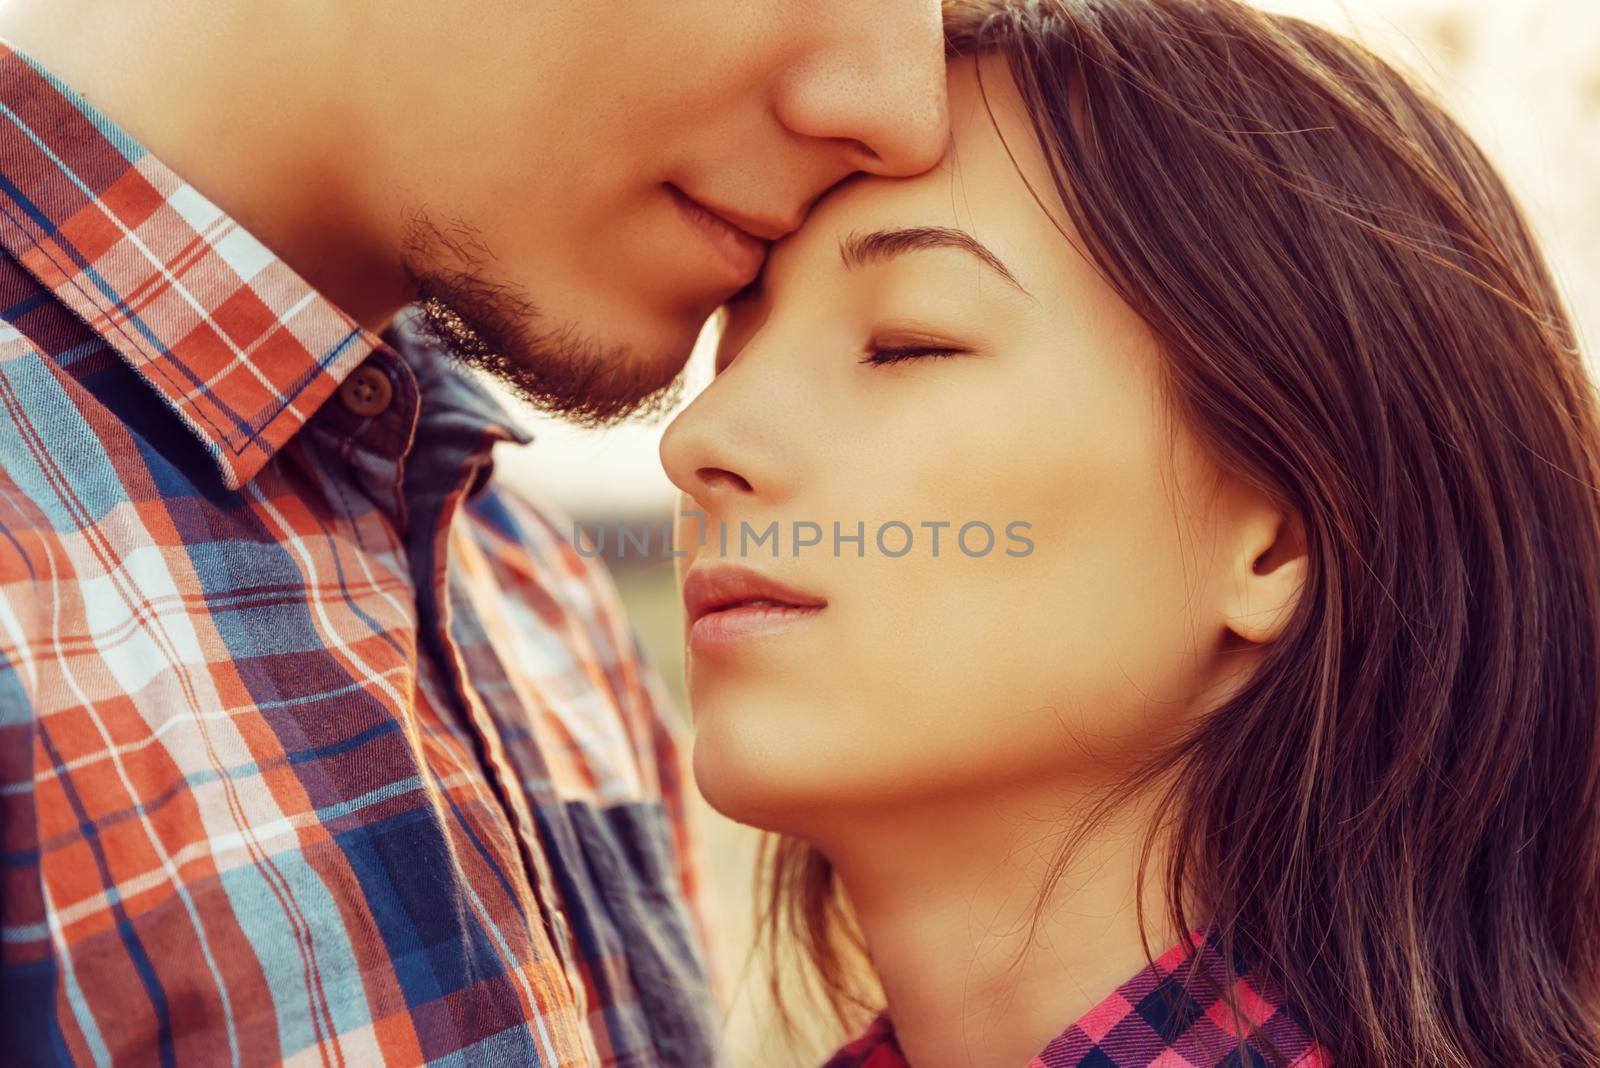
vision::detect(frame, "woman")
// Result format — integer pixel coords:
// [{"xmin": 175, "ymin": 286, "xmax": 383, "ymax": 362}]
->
[{"xmin": 660, "ymin": 1, "xmax": 1600, "ymax": 1065}]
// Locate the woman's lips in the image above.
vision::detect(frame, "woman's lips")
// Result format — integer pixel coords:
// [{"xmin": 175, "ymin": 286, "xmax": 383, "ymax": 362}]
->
[
  {"xmin": 689, "ymin": 600, "xmax": 825, "ymax": 650},
  {"xmin": 666, "ymin": 184, "xmax": 769, "ymax": 287},
  {"xmin": 682, "ymin": 564, "xmax": 826, "ymax": 652}
]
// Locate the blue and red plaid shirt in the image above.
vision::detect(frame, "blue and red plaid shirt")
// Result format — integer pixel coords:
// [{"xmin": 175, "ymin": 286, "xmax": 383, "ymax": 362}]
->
[
  {"xmin": 0, "ymin": 41, "xmax": 716, "ymax": 1067},
  {"xmin": 822, "ymin": 928, "xmax": 1333, "ymax": 1068}
]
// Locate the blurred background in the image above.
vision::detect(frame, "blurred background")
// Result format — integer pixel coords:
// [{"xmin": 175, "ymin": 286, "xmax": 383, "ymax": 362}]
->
[{"xmin": 490, "ymin": 2, "xmax": 1600, "ymax": 1062}]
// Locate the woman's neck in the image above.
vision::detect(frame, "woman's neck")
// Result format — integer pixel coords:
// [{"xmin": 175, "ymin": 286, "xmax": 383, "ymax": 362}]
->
[{"xmin": 822, "ymin": 785, "xmax": 1176, "ymax": 1068}]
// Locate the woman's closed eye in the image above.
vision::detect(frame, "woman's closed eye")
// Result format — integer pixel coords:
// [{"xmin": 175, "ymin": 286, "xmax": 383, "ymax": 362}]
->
[{"xmin": 860, "ymin": 338, "xmax": 973, "ymax": 366}]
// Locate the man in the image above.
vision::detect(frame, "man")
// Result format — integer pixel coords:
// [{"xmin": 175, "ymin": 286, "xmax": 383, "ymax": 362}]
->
[{"xmin": 0, "ymin": 3, "xmax": 948, "ymax": 1065}]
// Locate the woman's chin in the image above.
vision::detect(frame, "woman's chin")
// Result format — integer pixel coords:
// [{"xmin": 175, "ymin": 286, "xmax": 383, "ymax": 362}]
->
[
  {"xmin": 689, "ymin": 715, "xmax": 857, "ymax": 838},
  {"xmin": 692, "ymin": 725, "xmax": 797, "ymax": 833}
]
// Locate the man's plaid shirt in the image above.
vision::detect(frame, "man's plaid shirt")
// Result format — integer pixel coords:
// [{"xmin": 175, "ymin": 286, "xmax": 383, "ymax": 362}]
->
[
  {"xmin": 822, "ymin": 928, "xmax": 1333, "ymax": 1068},
  {"xmin": 0, "ymin": 42, "xmax": 715, "ymax": 1067}
]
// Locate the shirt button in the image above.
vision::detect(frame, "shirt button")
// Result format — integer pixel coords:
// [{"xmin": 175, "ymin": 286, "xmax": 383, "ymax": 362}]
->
[{"xmin": 338, "ymin": 362, "xmax": 393, "ymax": 417}]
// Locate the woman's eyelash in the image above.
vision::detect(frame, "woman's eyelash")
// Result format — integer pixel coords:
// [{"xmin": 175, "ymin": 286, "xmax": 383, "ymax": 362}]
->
[{"xmin": 860, "ymin": 344, "xmax": 968, "ymax": 366}]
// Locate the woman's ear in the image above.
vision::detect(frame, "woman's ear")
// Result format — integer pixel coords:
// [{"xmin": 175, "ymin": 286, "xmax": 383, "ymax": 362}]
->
[{"xmin": 1221, "ymin": 500, "xmax": 1308, "ymax": 647}]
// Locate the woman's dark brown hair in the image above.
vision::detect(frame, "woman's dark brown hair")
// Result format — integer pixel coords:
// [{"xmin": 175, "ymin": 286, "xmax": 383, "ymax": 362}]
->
[{"xmin": 758, "ymin": 2, "xmax": 1600, "ymax": 1065}]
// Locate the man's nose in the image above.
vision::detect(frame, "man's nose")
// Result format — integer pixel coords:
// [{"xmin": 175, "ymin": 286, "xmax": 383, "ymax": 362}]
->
[{"xmin": 771, "ymin": 3, "xmax": 951, "ymax": 180}]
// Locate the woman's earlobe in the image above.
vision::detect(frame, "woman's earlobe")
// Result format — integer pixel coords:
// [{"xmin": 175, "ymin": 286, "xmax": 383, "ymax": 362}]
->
[{"xmin": 1224, "ymin": 516, "xmax": 1308, "ymax": 646}]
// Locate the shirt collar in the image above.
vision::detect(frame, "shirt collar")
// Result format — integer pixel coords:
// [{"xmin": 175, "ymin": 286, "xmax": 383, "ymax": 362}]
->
[
  {"xmin": 385, "ymin": 305, "xmax": 533, "ymax": 457},
  {"xmin": 0, "ymin": 38, "xmax": 389, "ymax": 490}
]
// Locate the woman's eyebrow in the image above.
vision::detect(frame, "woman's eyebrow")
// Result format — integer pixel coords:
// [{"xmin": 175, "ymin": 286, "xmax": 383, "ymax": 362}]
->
[{"xmin": 839, "ymin": 226, "xmax": 1031, "ymax": 296}]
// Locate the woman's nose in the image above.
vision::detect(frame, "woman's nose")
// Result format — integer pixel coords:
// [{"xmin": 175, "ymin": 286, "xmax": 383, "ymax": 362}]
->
[{"xmin": 660, "ymin": 392, "xmax": 760, "ymax": 512}]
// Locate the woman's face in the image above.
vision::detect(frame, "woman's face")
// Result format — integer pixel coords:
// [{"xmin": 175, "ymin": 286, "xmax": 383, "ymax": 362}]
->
[{"xmin": 661, "ymin": 57, "xmax": 1273, "ymax": 836}]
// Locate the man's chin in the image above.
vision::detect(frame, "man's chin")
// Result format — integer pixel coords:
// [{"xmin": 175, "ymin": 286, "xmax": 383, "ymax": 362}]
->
[
  {"xmin": 399, "ymin": 211, "xmax": 699, "ymax": 427},
  {"xmin": 498, "ymin": 346, "xmax": 690, "ymax": 428},
  {"xmin": 410, "ymin": 289, "xmax": 692, "ymax": 428}
]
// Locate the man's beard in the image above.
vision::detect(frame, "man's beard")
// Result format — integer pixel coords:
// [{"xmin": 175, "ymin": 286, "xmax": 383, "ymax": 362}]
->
[{"xmin": 401, "ymin": 211, "xmax": 688, "ymax": 427}]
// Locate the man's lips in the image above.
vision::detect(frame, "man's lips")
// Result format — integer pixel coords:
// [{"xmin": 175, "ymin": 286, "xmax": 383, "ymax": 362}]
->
[
  {"xmin": 667, "ymin": 184, "xmax": 799, "ymax": 242},
  {"xmin": 681, "ymin": 564, "xmax": 827, "ymax": 651},
  {"xmin": 666, "ymin": 184, "xmax": 796, "ymax": 287}
]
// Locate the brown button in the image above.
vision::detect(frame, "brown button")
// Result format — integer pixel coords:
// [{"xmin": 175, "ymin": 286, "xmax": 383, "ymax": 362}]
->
[{"xmin": 338, "ymin": 362, "xmax": 393, "ymax": 417}]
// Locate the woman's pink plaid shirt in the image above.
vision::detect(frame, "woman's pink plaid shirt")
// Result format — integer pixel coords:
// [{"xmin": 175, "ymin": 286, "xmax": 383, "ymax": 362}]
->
[
  {"xmin": 823, "ymin": 928, "xmax": 1334, "ymax": 1068},
  {"xmin": 0, "ymin": 42, "xmax": 717, "ymax": 1067}
]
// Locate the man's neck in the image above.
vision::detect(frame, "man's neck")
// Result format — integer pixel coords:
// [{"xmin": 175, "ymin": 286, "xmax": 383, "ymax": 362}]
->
[
  {"xmin": 0, "ymin": 0, "xmax": 408, "ymax": 331},
  {"xmin": 819, "ymin": 783, "xmax": 1177, "ymax": 1068}
]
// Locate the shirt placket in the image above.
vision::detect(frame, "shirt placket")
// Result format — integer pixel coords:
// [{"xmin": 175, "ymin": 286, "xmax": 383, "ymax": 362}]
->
[
  {"xmin": 383, "ymin": 358, "xmax": 598, "ymax": 1061},
  {"xmin": 427, "ymin": 563, "xmax": 595, "ymax": 1035},
  {"xmin": 304, "ymin": 348, "xmax": 597, "ymax": 1062}
]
